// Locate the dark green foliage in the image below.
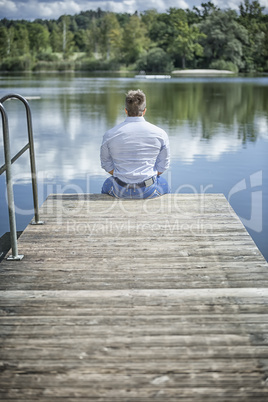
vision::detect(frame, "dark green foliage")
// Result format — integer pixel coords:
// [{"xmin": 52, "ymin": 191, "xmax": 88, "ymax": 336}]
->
[
  {"xmin": 238, "ymin": 0, "xmax": 268, "ymax": 71},
  {"xmin": 0, "ymin": 55, "xmax": 32, "ymax": 71},
  {"xmin": 37, "ymin": 52, "xmax": 59, "ymax": 62},
  {"xmin": 0, "ymin": 1, "xmax": 267, "ymax": 72},
  {"xmin": 137, "ymin": 48, "xmax": 174, "ymax": 73},
  {"xmin": 75, "ymin": 58, "xmax": 120, "ymax": 71},
  {"xmin": 198, "ymin": 9, "xmax": 249, "ymax": 70},
  {"xmin": 209, "ymin": 60, "xmax": 239, "ymax": 72}
]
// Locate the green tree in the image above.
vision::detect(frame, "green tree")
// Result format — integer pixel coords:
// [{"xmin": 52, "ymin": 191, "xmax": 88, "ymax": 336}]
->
[
  {"xmin": 148, "ymin": 8, "xmax": 205, "ymax": 68},
  {"xmin": 147, "ymin": 13, "xmax": 171, "ymax": 51},
  {"xmin": 147, "ymin": 9, "xmax": 186, "ymax": 65},
  {"xmin": 1, "ymin": 4, "xmax": 267, "ymax": 72},
  {"xmin": 141, "ymin": 9, "xmax": 159, "ymax": 30},
  {"xmin": 10, "ymin": 24, "xmax": 30, "ymax": 56},
  {"xmin": 59, "ymin": 15, "xmax": 75, "ymax": 58},
  {"xmin": 198, "ymin": 9, "xmax": 248, "ymax": 70},
  {"xmin": 28, "ymin": 22, "xmax": 50, "ymax": 54},
  {"xmin": 50, "ymin": 22, "xmax": 63, "ymax": 52},
  {"xmin": 73, "ymin": 29, "xmax": 89, "ymax": 52},
  {"xmin": 108, "ymin": 21, "xmax": 123, "ymax": 60},
  {"xmin": 193, "ymin": 2, "xmax": 220, "ymax": 20},
  {"xmin": 88, "ymin": 17, "xmax": 101, "ymax": 56},
  {"xmin": 238, "ymin": 0, "xmax": 267, "ymax": 71},
  {"xmin": 136, "ymin": 47, "xmax": 173, "ymax": 72},
  {"xmin": 121, "ymin": 14, "xmax": 149, "ymax": 65},
  {"xmin": 168, "ymin": 18, "xmax": 206, "ymax": 68},
  {"xmin": 99, "ymin": 13, "xmax": 122, "ymax": 60},
  {"xmin": 0, "ymin": 26, "xmax": 9, "ymax": 57}
]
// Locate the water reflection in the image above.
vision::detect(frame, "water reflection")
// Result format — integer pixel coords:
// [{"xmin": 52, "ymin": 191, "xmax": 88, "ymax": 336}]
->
[
  {"xmin": 146, "ymin": 80, "xmax": 268, "ymax": 142},
  {"xmin": 0, "ymin": 76, "xmax": 267, "ymax": 181},
  {"xmin": 0, "ymin": 75, "xmax": 268, "ymax": 259}
]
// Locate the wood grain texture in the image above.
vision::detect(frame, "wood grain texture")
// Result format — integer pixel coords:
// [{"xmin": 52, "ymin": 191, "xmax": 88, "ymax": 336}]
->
[{"xmin": 0, "ymin": 194, "xmax": 268, "ymax": 401}]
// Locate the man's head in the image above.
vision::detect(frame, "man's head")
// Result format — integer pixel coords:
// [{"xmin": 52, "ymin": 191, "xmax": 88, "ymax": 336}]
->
[{"xmin": 125, "ymin": 89, "xmax": 146, "ymax": 117}]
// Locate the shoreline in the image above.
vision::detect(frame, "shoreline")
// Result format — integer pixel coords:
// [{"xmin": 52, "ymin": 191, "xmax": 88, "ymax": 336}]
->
[{"xmin": 172, "ymin": 69, "xmax": 235, "ymax": 75}]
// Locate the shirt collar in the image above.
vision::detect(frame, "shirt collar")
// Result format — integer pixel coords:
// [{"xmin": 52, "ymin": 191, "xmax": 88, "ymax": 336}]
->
[{"xmin": 125, "ymin": 116, "xmax": 145, "ymax": 122}]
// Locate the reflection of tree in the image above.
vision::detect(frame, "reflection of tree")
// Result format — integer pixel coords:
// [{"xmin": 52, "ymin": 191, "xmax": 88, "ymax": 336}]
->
[
  {"xmin": 238, "ymin": 123, "xmax": 257, "ymax": 144},
  {"xmin": 141, "ymin": 81, "xmax": 267, "ymax": 142},
  {"xmin": 3, "ymin": 76, "xmax": 267, "ymax": 187},
  {"xmin": 52, "ymin": 79, "xmax": 125, "ymax": 130},
  {"xmin": 34, "ymin": 77, "xmax": 267, "ymax": 150}
]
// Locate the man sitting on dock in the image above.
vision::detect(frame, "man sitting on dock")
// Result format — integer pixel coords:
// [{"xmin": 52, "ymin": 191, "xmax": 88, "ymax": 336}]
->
[{"xmin": 100, "ymin": 89, "xmax": 170, "ymax": 198}]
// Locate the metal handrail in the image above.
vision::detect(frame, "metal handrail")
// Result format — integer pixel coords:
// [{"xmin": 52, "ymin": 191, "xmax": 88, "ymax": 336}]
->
[{"xmin": 0, "ymin": 94, "xmax": 43, "ymax": 260}]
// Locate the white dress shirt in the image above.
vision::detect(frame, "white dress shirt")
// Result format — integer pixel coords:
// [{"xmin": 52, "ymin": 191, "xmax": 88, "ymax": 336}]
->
[{"xmin": 100, "ymin": 116, "xmax": 170, "ymax": 184}]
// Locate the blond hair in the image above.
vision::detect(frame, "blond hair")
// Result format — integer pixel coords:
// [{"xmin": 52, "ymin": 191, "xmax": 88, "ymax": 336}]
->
[{"xmin": 125, "ymin": 89, "xmax": 146, "ymax": 116}]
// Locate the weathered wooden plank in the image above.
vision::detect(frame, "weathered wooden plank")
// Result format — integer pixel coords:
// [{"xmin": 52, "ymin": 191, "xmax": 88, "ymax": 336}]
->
[
  {"xmin": 1, "ymin": 304, "xmax": 267, "ymax": 316},
  {"xmin": 0, "ymin": 372, "xmax": 265, "ymax": 389},
  {"xmin": 1, "ymin": 312, "xmax": 268, "ymax": 323},
  {"xmin": 0, "ymin": 326, "xmax": 265, "ymax": 340},
  {"xmin": 1, "ymin": 282, "xmax": 268, "ymax": 291},
  {"xmin": 1, "ymin": 388, "xmax": 268, "ymax": 400},
  {"xmin": 0, "ymin": 194, "xmax": 268, "ymax": 401},
  {"xmin": 1, "ymin": 289, "xmax": 267, "ymax": 299},
  {"xmin": 0, "ymin": 359, "xmax": 263, "ymax": 372}
]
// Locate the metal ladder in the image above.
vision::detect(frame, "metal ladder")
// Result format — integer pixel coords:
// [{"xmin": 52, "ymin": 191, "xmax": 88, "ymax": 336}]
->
[{"xmin": 0, "ymin": 94, "xmax": 43, "ymax": 260}]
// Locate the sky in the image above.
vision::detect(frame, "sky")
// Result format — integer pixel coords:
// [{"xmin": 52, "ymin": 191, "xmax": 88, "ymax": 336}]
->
[{"xmin": 0, "ymin": 0, "xmax": 267, "ymax": 20}]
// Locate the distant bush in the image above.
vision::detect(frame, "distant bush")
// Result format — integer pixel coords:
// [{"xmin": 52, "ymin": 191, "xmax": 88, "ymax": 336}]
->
[
  {"xmin": 75, "ymin": 58, "xmax": 120, "ymax": 71},
  {"xmin": 33, "ymin": 61, "xmax": 58, "ymax": 71},
  {"xmin": 209, "ymin": 60, "xmax": 238, "ymax": 73},
  {"xmin": 37, "ymin": 52, "xmax": 59, "ymax": 62},
  {"xmin": 136, "ymin": 48, "xmax": 174, "ymax": 73},
  {"xmin": 57, "ymin": 61, "xmax": 75, "ymax": 71},
  {"xmin": 33, "ymin": 60, "xmax": 75, "ymax": 71},
  {"xmin": 0, "ymin": 55, "xmax": 32, "ymax": 71},
  {"xmin": 0, "ymin": 54, "xmax": 121, "ymax": 72}
]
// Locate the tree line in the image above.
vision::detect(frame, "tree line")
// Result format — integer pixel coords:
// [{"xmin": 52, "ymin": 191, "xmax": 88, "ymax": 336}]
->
[{"xmin": 0, "ymin": 1, "xmax": 267, "ymax": 73}]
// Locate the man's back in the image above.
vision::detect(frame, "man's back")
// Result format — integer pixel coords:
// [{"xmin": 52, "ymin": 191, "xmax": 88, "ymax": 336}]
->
[
  {"xmin": 101, "ymin": 116, "xmax": 169, "ymax": 184},
  {"xmin": 100, "ymin": 89, "xmax": 170, "ymax": 199}
]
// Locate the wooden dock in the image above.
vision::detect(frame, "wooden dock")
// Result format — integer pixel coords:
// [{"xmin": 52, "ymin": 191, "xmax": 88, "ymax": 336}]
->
[{"xmin": 0, "ymin": 193, "xmax": 268, "ymax": 401}]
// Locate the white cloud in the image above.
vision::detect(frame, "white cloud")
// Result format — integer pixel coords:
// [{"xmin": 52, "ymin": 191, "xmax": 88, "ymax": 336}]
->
[
  {"xmin": 0, "ymin": 0, "xmax": 17, "ymax": 15},
  {"xmin": 169, "ymin": 123, "xmax": 243, "ymax": 164},
  {"xmin": 20, "ymin": 1, "xmax": 81, "ymax": 19},
  {"xmin": 1, "ymin": 0, "xmax": 267, "ymax": 20},
  {"xmin": 255, "ymin": 116, "xmax": 268, "ymax": 140}
]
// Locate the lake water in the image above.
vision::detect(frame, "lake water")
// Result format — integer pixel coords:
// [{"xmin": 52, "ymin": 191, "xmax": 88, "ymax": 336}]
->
[{"xmin": 0, "ymin": 73, "xmax": 268, "ymax": 261}]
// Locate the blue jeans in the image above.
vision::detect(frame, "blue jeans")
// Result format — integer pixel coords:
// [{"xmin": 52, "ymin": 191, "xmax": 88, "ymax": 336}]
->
[{"xmin": 101, "ymin": 176, "xmax": 170, "ymax": 199}]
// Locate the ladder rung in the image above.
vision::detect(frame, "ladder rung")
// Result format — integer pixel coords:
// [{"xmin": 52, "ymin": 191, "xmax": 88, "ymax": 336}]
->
[{"xmin": 0, "ymin": 143, "xmax": 30, "ymax": 175}]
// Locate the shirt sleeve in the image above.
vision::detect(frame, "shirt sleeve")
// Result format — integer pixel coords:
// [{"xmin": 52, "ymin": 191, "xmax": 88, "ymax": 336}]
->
[
  {"xmin": 155, "ymin": 133, "xmax": 170, "ymax": 173},
  {"xmin": 100, "ymin": 137, "xmax": 114, "ymax": 173}
]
